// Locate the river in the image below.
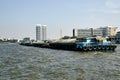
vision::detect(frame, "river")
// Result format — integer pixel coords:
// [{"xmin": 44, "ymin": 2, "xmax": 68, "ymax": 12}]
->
[{"xmin": 0, "ymin": 44, "xmax": 120, "ymax": 80}]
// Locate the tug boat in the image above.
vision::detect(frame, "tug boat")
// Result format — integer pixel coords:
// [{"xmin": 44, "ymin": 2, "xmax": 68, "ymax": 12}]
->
[{"xmin": 75, "ymin": 37, "xmax": 116, "ymax": 51}]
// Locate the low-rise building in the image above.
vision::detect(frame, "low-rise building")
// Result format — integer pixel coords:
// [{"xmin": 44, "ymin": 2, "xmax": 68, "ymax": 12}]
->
[
  {"xmin": 73, "ymin": 28, "xmax": 92, "ymax": 38},
  {"xmin": 73, "ymin": 26, "xmax": 117, "ymax": 38},
  {"xmin": 115, "ymin": 31, "xmax": 120, "ymax": 43},
  {"xmin": 73, "ymin": 28, "xmax": 103, "ymax": 38},
  {"xmin": 92, "ymin": 28, "xmax": 103, "ymax": 37},
  {"xmin": 99, "ymin": 26, "xmax": 117, "ymax": 37},
  {"xmin": 116, "ymin": 31, "xmax": 120, "ymax": 38}
]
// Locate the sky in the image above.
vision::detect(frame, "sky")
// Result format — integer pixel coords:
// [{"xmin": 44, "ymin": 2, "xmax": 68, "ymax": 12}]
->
[{"xmin": 0, "ymin": 0, "xmax": 120, "ymax": 40}]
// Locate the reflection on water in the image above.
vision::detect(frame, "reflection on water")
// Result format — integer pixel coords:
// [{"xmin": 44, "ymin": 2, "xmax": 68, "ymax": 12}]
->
[{"xmin": 0, "ymin": 44, "xmax": 120, "ymax": 80}]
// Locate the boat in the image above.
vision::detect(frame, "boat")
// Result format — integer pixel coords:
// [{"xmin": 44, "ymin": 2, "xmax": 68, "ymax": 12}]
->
[
  {"xmin": 49, "ymin": 37, "xmax": 117, "ymax": 51},
  {"xmin": 20, "ymin": 37, "xmax": 117, "ymax": 51}
]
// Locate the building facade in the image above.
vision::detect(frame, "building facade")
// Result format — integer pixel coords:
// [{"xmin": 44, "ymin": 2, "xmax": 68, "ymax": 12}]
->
[
  {"xmin": 36, "ymin": 24, "xmax": 47, "ymax": 41},
  {"xmin": 73, "ymin": 28, "xmax": 92, "ymax": 38},
  {"xmin": 42, "ymin": 25, "xmax": 47, "ymax": 40},
  {"xmin": 109, "ymin": 26, "xmax": 117, "ymax": 36},
  {"xmin": 36, "ymin": 25, "xmax": 41, "ymax": 40},
  {"xmin": 108, "ymin": 31, "xmax": 120, "ymax": 44},
  {"xmin": 116, "ymin": 31, "xmax": 120, "ymax": 38},
  {"xmin": 73, "ymin": 28, "xmax": 103, "ymax": 38},
  {"xmin": 73, "ymin": 26, "xmax": 117, "ymax": 38},
  {"xmin": 92, "ymin": 29, "xmax": 103, "ymax": 37},
  {"xmin": 99, "ymin": 26, "xmax": 117, "ymax": 37}
]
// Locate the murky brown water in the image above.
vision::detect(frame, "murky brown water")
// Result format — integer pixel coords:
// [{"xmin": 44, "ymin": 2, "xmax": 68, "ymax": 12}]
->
[{"xmin": 0, "ymin": 44, "xmax": 120, "ymax": 80}]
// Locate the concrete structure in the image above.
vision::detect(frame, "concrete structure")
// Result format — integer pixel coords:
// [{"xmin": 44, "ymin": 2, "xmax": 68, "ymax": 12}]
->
[
  {"xmin": 116, "ymin": 31, "xmax": 120, "ymax": 38},
  {"xmin": 73, "ymin": 26, "xmax": 117, "ymax": 38},
  {"xmin": 108, "ymin": 31, "xmax": 120, "ymax": 44},
  {"xmin": 42, "ymin": 25, "xmax": 47, "ymax": 40},
  {"xmin": 99, "ymin": 27, "xmax": 108, "ymax": 37},
  {"xmin": 109, "ymin": 26, "xmax": 117, "ymax": 36},
  {"xmin": 115, "ymin": 31, "xmax": 120, "ymax": 43},
  {"xmin": 99, "ymin": 26, "xmax": 117, "ymax": 37},
  {"xmin": 73, "ymin": 28, "xmax": 103, "ymax": 38},
  {"xmin": 92, "ymin": 28, "xmax": 103, "ymax": 37},
  {"xmin": 73, "ymin": 28, "xmax": 92, "ymax": 38},
  {"xmin": 36, "ymin": 24, "xmax": 41, "ymax": 40},
  {"xmin": 36, "ymin": 24, "xmax": 47, "ymax": 41}
]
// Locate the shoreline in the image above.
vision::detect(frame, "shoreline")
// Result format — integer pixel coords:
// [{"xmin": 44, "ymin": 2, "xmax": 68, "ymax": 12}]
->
[{"xmin": 0, "ymin": 42, "xmax": 17, "ymax": 44}]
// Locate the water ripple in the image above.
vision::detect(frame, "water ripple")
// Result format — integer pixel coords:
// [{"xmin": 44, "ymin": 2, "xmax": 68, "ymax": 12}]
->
[{"xmin": 0, "ymin": 44, "xmax": 120, "ymax": 80}]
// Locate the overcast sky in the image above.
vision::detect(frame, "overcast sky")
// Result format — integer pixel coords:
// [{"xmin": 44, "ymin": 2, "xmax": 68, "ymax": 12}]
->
[{"xmin": 0, "ymin": 0, "xmax": 120, "ymax": 40}]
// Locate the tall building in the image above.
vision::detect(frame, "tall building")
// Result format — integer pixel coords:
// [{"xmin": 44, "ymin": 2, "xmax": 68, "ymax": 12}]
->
[
  {"xmin": 42, "ymin": 25, "xmax": 47, "ymax": 40},
  {"xmin": 36, "ymin": 24, "xmax": 41, "ymax": 40},
  {"xmin": 36, "ymin": 24, "xmax": 47, "ymax": 41}
]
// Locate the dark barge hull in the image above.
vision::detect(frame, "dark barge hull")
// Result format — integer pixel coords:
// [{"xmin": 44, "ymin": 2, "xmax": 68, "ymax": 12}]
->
[
  {"xmin": 49, "ymin": 43, "xmax": 117, "ymax": 51},
  {"xmin": 49, "ymin": 43, "xmax": 76, "ymax": 50},
  {"xmin": 20, "ymin": 43, "xmax": 49, "ymax": 48},
  {"xmin": 76, "ymin": 45, "xmax": 116, "ymax": 51},
  {"xmin": 20, "ymin": 42, "xmax": 117, "ymax": 51}
]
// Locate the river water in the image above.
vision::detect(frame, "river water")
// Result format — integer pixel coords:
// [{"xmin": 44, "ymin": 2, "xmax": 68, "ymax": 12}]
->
[{"xmin": 0, "ymin": 44, "xmax": 120, "ymax": 80}]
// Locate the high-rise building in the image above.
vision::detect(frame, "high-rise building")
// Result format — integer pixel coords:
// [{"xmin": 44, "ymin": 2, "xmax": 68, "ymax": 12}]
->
[
  {"xmin": 36, "ymin": 24, "xmax": 41, "ymax": 40},
  {"xmin": 36, "ymin": 24, "xmax": 47, "ymax": 41},
  {"xmin": 42, "ymin": 25, "xmax": 47, "ymax": 40},
  {"xmin": 36, "ymin": 24, "xmax": 41, "ymax": 41}
]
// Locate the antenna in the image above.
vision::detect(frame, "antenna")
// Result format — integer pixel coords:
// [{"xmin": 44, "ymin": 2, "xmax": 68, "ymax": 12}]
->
[{"xmin": 60, "ymin": 29, "xmax": 62, "ymax": 38}]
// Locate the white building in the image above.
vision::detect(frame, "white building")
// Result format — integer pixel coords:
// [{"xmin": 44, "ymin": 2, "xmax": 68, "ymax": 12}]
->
[
  {"xmin": 73, "ymin": 26, "xmax": 117, "ymax": 38},
  {"xmin": 36, "ymin": 24, "xmax": 47, "ymax": 41},
  {"xmin": 36, "ymin": 24, "xmax": 41, "ymax": 40},
  {"xmin": 42, "ymin": 25, "xmax": 47, "ymax": 40},
  {"xmin": 92, "ymin": 28, "xmax": 103, "ymax": 37},
  {"xmin": 99, "ymin": 26, "xmax": 117, "ymax": 37},
  {"xmin": 73, "ymin": 28, "xmax": 92, "ymax": 38}
]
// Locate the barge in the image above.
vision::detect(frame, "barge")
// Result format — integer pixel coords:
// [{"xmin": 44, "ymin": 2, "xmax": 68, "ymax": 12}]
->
[{"xmin": 20, "ymin": 37, "xmax": 117, "ymax": 51}]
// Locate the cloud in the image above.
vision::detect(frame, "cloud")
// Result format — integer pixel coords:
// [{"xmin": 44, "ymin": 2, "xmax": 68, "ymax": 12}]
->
[
  {"xmin": 104, "ymin": 9, "xmax": 120, "ymax": 15},
  {"xmin": 104, "ymin": 0, "xmax": 120, "ymax": 14},
  {"xmin": 88, "ymin": 0, "xmax": 120, "ymax": 15},
  {"xmin": 105, "ymin": 0, "xmax": 119, "ymax": 9},
  {"xmin": 89, "ymin": 15, "xmax": 96, "ymax": 19},
  {"xmin": 110, "ymin": 10, "xmax": 120, "ymax": 14}
]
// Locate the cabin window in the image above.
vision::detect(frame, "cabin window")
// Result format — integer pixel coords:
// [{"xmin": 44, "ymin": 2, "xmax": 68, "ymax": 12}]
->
[{"xmin": 91, "ymin": 38, "xmax": 98, "ymax": 42}]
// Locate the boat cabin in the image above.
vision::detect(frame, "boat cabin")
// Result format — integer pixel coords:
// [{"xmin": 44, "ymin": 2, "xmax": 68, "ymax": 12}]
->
[{"xmin": 76, "ymin": 37, "xmax": 111, "ymax": 47}]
